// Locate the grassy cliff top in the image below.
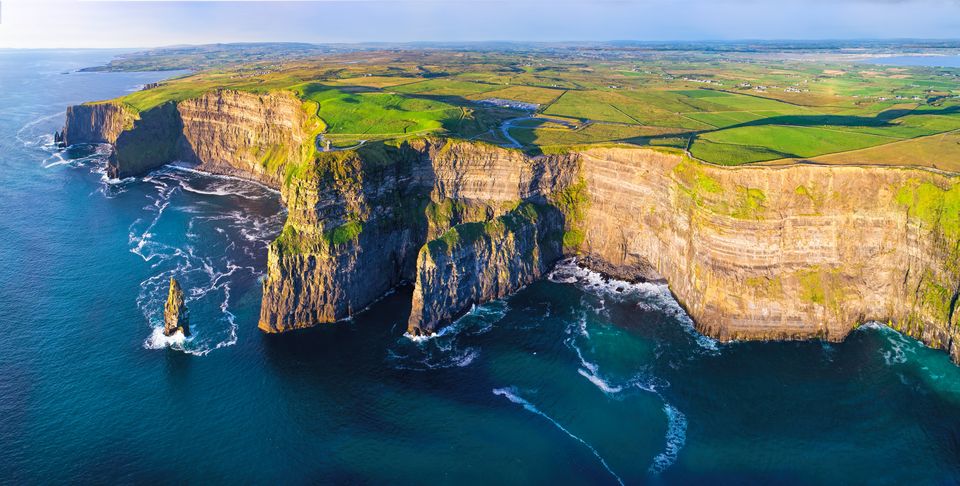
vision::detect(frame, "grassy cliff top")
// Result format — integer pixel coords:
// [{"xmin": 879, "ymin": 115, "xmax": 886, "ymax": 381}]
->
[{"xmin": 94, "ymin": 48, "xmax": 960, "ymax": 170}]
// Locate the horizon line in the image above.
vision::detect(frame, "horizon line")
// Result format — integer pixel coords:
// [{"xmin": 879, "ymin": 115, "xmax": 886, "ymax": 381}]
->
[{"xmin": 4, "ymin": 38, "xmax": 960, "ymax": 51}]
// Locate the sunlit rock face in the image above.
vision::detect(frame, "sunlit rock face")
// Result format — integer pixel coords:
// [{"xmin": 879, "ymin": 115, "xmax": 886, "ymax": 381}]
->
[{"xmin": 66, "ymin": 98, "xmax": 960, "ymax": 363}]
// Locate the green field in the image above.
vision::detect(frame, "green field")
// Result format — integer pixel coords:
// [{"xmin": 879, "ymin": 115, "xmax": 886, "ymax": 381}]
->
[
  {"xmin": 93, "ymin": 47, "xmax": 960, "ymax": 170},
  {"xmin": 297, "ymin": 83, "xmax": 462, "ymax": 139}
]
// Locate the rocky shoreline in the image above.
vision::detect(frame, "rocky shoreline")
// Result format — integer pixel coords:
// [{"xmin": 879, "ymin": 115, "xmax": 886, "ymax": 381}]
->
[{"xmin": 63, "ymin": 91, "xmax": 960, "ymax": 363}]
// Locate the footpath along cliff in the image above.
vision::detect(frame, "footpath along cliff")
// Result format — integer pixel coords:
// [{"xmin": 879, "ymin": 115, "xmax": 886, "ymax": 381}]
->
[{"xmin": 64, "ymin": 92, "xmax": 960, "ymax": 362}]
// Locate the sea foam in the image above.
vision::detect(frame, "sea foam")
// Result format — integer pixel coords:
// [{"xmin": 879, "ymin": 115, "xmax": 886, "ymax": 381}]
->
[
  {"xmin": 648, "ymin": 402, "xmax": 687, "ymax": 474},
  {"xmin": 493, "ymin": 387, "xmax": 625, "ymax": 486}
]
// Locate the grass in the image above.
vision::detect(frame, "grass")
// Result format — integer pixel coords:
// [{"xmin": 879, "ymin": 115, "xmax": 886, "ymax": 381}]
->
[
  {"xmin": 543, "ymin": 91, "xmax": 637, "ymax": 124},
  {"xmin": 690, "ymin": 138, "xmax": 793, "ymax": 166},
  {"xmin": 470, "ymin": 85, "xmax": 565, "ymax": 105},
  {"xmin": 693, "ymin": 125, "xmax": 897, "ymax": 164},
  {"xmin": 89, "ymin": 47, "xmax": 960, "ymax": 172},
  {"xmin": 297, "ymin": 83, "xmax": 461, "ymax": 138},
  {"xmin": 800, "ymin": 130, "xmax": 960, "ymax": 172},
  {"xmin": 325, "ymin": 221, "xmax": 364, "ymax": 247}
]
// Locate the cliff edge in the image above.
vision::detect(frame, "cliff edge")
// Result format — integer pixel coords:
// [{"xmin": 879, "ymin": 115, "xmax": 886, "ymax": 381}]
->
[{"xmin": 64, "ymin": 94, "xmax": 960, "ymax": 363}]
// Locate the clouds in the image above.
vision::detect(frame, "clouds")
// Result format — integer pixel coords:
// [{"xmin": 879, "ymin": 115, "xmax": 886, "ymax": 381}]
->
[{"xmin": 0, "ymin": 0, "xmax": 958, "ymax": 48}]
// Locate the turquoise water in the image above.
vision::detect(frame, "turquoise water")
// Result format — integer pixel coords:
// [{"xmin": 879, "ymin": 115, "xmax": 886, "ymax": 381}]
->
[{"xmin": 2, "ymin": 50, "xmax": 960, "ymax": 484}]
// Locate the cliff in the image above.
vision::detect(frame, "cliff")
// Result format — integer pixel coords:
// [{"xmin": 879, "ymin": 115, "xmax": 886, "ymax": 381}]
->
[
  {"xmin": 407, "ymin": 203, "xmax": 563, "ymax": 336},
  {"xmin": 65, "ymin": 93, "xmax": 960, "ymax": 363},
  {"xmin": 258, "ymin": 139, "xmax": 577, "ymax": 333},
  {"xmin": 575, "ymin": 148, "xmax": 960, "ymax": 360},
  {"xmin": 164, "ymin": 277, "xmax": 190, "ymax": 337},
  {"xmin": 62, "ymin": 90, "xmax": 310, "ymax": 186},
  {"xmin": 258, "ymin": 143, "xmax": 434, "ymax": 332},
  {"xmin": 63, "ymin": 102, "xmax": 134, "ymax": 146}
]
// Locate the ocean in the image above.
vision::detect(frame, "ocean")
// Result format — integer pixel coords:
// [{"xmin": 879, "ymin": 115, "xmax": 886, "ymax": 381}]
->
[{"xmin": 1, "ymin": 49, "xmax": 959, "ymax": 484}]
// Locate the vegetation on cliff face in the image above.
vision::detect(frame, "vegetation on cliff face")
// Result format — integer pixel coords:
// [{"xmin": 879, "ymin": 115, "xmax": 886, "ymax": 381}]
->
[
  {"xmin": 548, "ymin": 177, "xmax": 589, "ymax": 252},
  {"xmin": 66, "ymin": 46, "xmax": 960, "ymax": 362},
  {"xmin": 796, "ymin": 266, "xmax": 847, "ymax": 308},
  {"xmin": 896, "ymin": 179, "xmax": 960, "ymax": 245},
  {"xmin": 673, "ymin": 156, "xmax": 723, "ymax": 201},
  {"xmin": 325, "ymin": 221, "xmax": 364, "ymax": 247},
  {"xmin": 426, "ymin": 202, "xmax": 554, "ymax": 259},
  {"xmin": 730, "ymin": 186, "xmax": 767, "ymax": 220}
]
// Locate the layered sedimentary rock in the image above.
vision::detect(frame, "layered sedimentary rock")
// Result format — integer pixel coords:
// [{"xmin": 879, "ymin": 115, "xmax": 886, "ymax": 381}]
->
[
  {"xmin": 258, "ymin": 143, "xmax": 433, "ymax": 332},
  {"xmin": 63, "ymin": 90, "xmax": 308, "ymax": 186},
  {"xmin": 407, "ymin": 203, "xmax": 563, "ymax": 336},
  {"xmin": 65, "ymin": 91, "xmax": 960, "ymax": 363},
  {"xmin": 575, "ymin": 148, "xmax": 960, "ymax": 360},
  {"xmin": 258, "ymin": 139, "xmax": 578, "ymax": 333},
  {"xmin": 175, "ymin": 90, "xmax": 309, "ymax": 187},
  {"xmin": 63, "ymin": 102, "xmax": 134, "ymax": 146},
  {"xmin": 164, "ymin": 277, "xmax": 190, "ymax": 337}
]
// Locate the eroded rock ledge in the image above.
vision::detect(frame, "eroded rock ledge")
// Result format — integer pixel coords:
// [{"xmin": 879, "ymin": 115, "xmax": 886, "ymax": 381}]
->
[{"xmin": 65, "ymin": 96, "xmax": 960, "ymax": 363}]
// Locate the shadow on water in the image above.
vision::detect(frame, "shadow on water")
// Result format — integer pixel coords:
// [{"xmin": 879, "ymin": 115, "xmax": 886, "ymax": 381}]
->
[{"xmin": 162, "ymin": 347, "xmax": 193, "ymax": 383}]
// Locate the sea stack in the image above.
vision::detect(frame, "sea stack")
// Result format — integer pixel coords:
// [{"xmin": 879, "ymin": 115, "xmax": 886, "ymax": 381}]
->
[{"xmin": 163, "ymin": 277, "xmax": 190, "ymax": 337}]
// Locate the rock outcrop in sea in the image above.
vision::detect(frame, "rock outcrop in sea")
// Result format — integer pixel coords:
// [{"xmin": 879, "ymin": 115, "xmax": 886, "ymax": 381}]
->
[
  {"xmin": 164, "ymin": 277, "xmax": 190, "ymax": 337},
  {"xmin": 63, "ymin": 93, "xmax": 960, "ymax": 363}
]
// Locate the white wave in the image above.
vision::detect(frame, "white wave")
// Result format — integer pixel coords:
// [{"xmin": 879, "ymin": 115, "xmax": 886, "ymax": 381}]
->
[
  {"xmin": 403, "ymin": 300, "xmax": 507, "ymax": 342},
  {"xmin": 568, "ymin": 333, "xmax": 667, "ymax": 395},
  {"xmin": 176, "ymin": 177, "xmax": 270, "ymax": 200},
  {"xmin": 137, "ymin": 266, "xmax": 244, "ymax": 356},
  {"xmin": 143, "ymin": 326, "xmax": 189, "ymax": 350},
  {"xmin": 566, "ymin": 336, "xmax": 596, "ymax": 372},
  {"xmin": 564, "ymin": 324, "xmax": 682, "ymax": 472},
  {"xmin": 387, "ymin": 347, "xmax": 479, "ymax": 371},
  {"xmin": 41, "ymin": 141, "xmax": 282, "ymax": 357},
  {"xmin": 648, "ymin": 402, "xmax": 687, "ymax": 475},
  {"xmin": 550, "ymin": 258, "xmax": 719, "ymax": 353},
  {"xmin": 41, "ymin": 152, "xmax": 69, "ymax": 168},
  {"xmin": 856, "ymin": 321, "xmax": 919, "ymax": 366},
  {"xmin": 493, "ymin": 387, "xmax": 625, "ymax": 486},
  {"xmin": 392, "ymin": 301, "xmax": 507, "ymax": 369},
  {"xmin": 404, "ymin": 332, "xmax": 438, "ymax": 343},
  {"xmin": 165, "ymin": 164, "xmax": 280, "ymax": 196},
  {"xmin": 578, "ymin": 368, "xmax": 624, "ymax": 394},
  {"xmin": 15, "ymin": 111, "xmax": 64, "ymax": 147}
]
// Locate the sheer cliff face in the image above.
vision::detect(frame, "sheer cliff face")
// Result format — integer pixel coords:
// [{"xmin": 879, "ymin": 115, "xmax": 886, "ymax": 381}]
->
[
  {"xmin": 405, "ymin": 146, "xmax": 958, "ymax": 358},
  {"xmin": 64, "ymin": 103, "xmax": 134, "ymax": 146},
  {"xmin": 177, "ymin": 90, "xmax": 308, "ymax": 187},
  {"xmin": 66, "ymin": 94, "xmax": 960, "ymax": 363},
  {"xmin": 407, "ymin": 203, "xmax": 563, "ymax": 336},
  {"xmin": 576, "ymin": 148, "xmax": 960, "ymax": 360},
  {"xmin": 258, "ymin": 140, "xmax": 578, "ymax": 333},
  {"xmin": 258, "ymin": 144, "xmax": 434, "ymax": 332},
  {"xmin": 63, "ymin": 90, "xmax": 308, "ymax": 186}
]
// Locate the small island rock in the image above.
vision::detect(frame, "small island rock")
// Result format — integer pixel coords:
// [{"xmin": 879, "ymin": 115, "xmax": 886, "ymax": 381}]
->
[{"xmin": 163, "ymin": 277, "xmax": 190, "ymax": 337}]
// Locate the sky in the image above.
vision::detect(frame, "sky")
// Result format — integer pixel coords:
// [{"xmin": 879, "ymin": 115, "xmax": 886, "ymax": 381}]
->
[{"xmin": 1, "ymin": 0, "xmax": 959, "ymax": 48}]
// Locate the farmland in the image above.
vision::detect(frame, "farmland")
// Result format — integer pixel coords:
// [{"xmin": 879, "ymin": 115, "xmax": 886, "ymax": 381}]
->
[{"xmin": 96, "ymin": 45, "xmax": 960, "ymax": 170}]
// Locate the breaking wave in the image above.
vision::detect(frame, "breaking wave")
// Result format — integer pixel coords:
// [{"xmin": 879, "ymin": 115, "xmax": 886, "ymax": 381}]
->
[
  {"xmin": 388, "ymin": 300, "xmax": 507, "ymax": 370},
  {"xmin": 561, "ymin": 293, "xmax": 682, "ymax": 474},
  {"xmin": 857, "ymin": 321, "xmax": 919, "ymax": 366},
  {"xmin": 492, "ymin": 387, "xmax": 625, "ymax": 486},
  {"xmin": 648, "ymin": 402, "xmax": 687, "ymax": 474},
  {"xmin": 15, "ymin": 111, "xmax": 63, "ymax": 148},
  {"xmin": 129, "ymin": 168, "xmax": 281, "ymax": 355},
  {"xmin": 43, "ymin": 141, "xmax": 283, "ymax": 356},
  {"xmin": 549, "ymin": 258, "xmax": 719, "ymax": 353}
]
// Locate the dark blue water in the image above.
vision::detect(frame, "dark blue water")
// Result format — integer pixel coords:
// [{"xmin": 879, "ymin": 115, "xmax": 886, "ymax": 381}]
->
[{"xmin": 2, "ymin": 50, "xmax": 960, "ymax": 484}]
